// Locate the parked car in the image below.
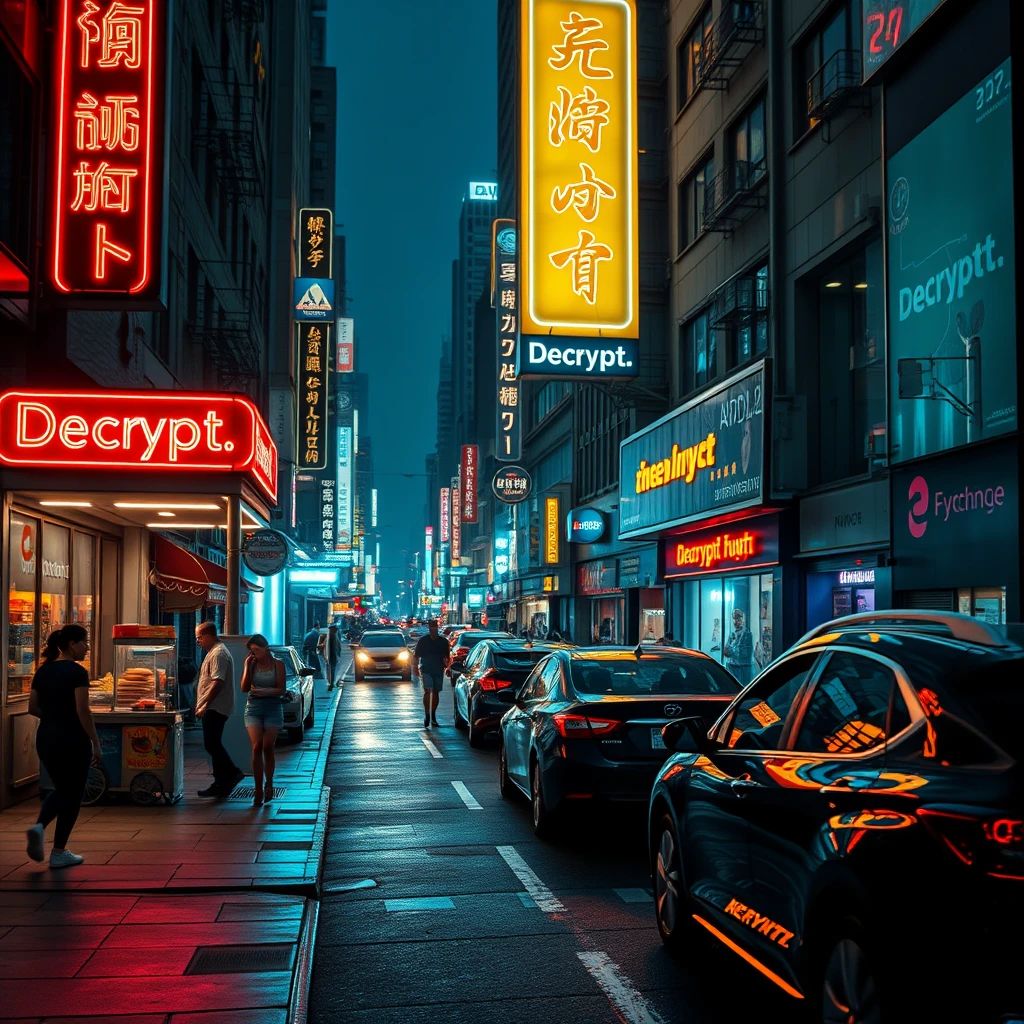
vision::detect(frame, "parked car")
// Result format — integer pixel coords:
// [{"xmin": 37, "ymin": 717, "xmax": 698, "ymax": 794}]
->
[
  {"xmin": 270, "ymin": 645, "xmax": 316, "ymax": 742},
  {"xmin": 497, "ymin": 646, "xmax": 740, "ymax": 836},
  {"xmin": 454, "ymin": 640, "xmax": 568, "ymax": 747},
  {"xmin": 648, "ymin": 611, "xmax": 1024, "ymax": 1020},
  {"xmin": 351, "ymin": 629, "xmax": 413, "ymax": 681},
  {"xmin": 448, "ymin": 629, "xmax": 514, "ymax": 682}
]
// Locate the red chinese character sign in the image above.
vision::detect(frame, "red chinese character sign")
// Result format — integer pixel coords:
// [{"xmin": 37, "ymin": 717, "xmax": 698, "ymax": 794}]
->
[
  {"xmin": 461, "ymin": 445, "xmax": 478, "ymax": 523},
  {"xmin": 51, "ymin": 0, "xmax": 167, "ymax": 303}
]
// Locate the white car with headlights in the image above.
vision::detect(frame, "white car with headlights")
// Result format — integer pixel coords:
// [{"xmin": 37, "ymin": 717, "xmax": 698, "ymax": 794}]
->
[{"xmin": 351, "ymin": 629, "xmax": 413, "ymax": 681}]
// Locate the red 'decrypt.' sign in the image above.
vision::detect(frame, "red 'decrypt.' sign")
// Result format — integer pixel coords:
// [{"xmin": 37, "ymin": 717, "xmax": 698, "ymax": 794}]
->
[
  {"xmin": 51, "ymin": 0, "xmax": 166, "ymax": 300},
  {"xmin": 0, "ymin": 390, "xmax": 278, "ymax": 504},
  {"xmin": 461, "ymin": 444, "xmax": 478, "ymax": 523}
]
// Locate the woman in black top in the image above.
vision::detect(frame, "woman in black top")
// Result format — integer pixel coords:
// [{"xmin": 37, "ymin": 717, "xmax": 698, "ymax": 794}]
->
[{"xmin": 26, "ymin": 625, "xmax": 102, "ymax": 869}]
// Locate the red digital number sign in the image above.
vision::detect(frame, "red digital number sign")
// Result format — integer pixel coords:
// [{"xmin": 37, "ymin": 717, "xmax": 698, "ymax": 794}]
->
[
  {"xmin": 0, "ymin": 390, "xmax": 278, "ymax": 503},
  {"xmin": 50, "ymin": 0, "xmax": 166, "ymax": 300}
]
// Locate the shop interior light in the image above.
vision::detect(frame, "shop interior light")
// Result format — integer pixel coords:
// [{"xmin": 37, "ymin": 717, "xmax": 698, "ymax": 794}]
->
[
  {"xmin": 855, "ymin": 282, "xmax": 869, "ymax": 289},
  {"xmin": 39, "ymin": 500, "xmax": 92, "ymax": 507},
  {"xmin": 825, "ymin": 281, "xmax": 843, "ymax": 289},
  {"xmin": 115, "ymin": 502, "xmax": 222, "ymax": 510},
  {"xmin": 146, "ymin": 522, "xmax": 223, "ymax": 529},
  {"xmin": 157, "ymin": 511, "xmax": 175, "ymax": 517}
]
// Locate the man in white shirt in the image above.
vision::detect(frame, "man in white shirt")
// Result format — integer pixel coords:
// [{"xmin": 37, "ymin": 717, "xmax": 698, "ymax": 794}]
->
[{"xmin": 194, "ymin": 621, "xmax": 243, "ymax": 797}]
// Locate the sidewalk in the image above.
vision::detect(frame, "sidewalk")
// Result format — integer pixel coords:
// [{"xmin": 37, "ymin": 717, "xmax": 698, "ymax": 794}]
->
[{"xmin": 0, "ymin": 663, "xmax": 345, "ymax": 895}]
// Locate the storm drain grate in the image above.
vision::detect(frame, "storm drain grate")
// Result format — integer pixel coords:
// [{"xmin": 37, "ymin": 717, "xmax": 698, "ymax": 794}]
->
[
  {"xmin": 230, "ymin": 786, "xmax": 287, "ymax": 800},
  {"xmin": 187, "ymin": 944, "xmax": 295, "ymax": 975}
]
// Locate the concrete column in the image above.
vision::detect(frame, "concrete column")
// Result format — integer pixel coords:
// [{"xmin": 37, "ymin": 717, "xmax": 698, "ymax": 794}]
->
[{"xmin": 226, "ymin": 495, "xmax": 241, "ymax": 634}]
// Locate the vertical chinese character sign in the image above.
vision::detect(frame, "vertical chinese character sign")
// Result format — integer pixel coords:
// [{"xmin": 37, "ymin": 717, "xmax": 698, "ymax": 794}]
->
[
  {"xmin": 451, "ymin": 477, "xmax": 462, "ymax": 565},
  {"xmin": 51, "ymin": 0, "xmax": 167, "ymax": 301},
  {"xmin": 320, "ymin": 478, "xmax": 336, "ymax": 552},
  {"xmin": 461, "ymin": 445, "xmax": 479, "ymax": 523},
  {"xmin": 440, "ymin": 487, "xmax": 451, "ymax": 543},
  {"xmin": 336, "ymin": 426, "xmax": 352, "ymax": 555},
  {"xmin": 296, "ymin": 324, "xmax": 329, "ymax": 471},
  {"xmin": 519, "ymin": 1, "xmax": 638, "ymax": 339},
  {"xmin": 493, "ymin": 219, "xmax": 522, "ymax": 462},
  {"xmin": 336, "ymin": 317, "xmax": 354, "ymax": 373}
]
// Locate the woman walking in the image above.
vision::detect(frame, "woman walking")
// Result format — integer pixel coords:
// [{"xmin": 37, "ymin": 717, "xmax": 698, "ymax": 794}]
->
[
  {"xmin": 26, "ymin": 625, "xmax": 101, "ymax": 869},
  {"xmin": 240, "ymin": 634, "xmax": 286, "ymax": 806}
]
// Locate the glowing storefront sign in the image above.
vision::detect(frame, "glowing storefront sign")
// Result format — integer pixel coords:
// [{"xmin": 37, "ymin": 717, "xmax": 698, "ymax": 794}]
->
[
  {"xmin": 520, "ymin": 0, "xmax": 638, "ymax": 344},
  {"xmin": 662, "ymin": 517, "xmax": 779, "ymax": 579},
  {"xmin": 440, "ymin": 487, "xmax": 451, "ymax": 543},
  {"xmin": 461, "ymin": 445, "xmax": 479, "ymax": 523},
  {"xmin": 287, "ymin": 569, "xmax": 339, "ymax": 584},
  {"xmin": 451, "ymin": 481, "xmax": 462, "ymax": 563},
  {"xmin": 0, "ymin": 390, "xmax": 277, "ymax": 501},
  {"xmin": 335, "ymin": 426, "xmax": 352, "ymax": 550},
  {"xmin": 635, "ymin": 433, "xmax": 717, "ymax": 494},
  {"xmin": 544, "ymin": 496, "xmax": 559, "ymax": 564},
  {"xmin": 469, "ymin": 181, "xmax": 498, "ymax": 200},
  {"xmin": 296, "ymin": 322, "xmax": 329, "ymax": 471},
  {"xmin": 838, "ymin": 569, "xmax": 876, "ymax": 585},
  {"xmin": 51, "ymin": 0, "xmax": 167, "ymax": 300},
  {"xmin": 493, "ymin": 219, "xmax": 522, "ymax": 460}
]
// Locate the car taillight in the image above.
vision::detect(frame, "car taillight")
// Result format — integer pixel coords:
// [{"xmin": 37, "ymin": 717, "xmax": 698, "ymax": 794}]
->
[
  {"xmin": 552, "ymin": 712, "xmax": 622, "ymax": 739},
  {"xmin": 478, "ymin": 669, "xmax": 515, "ymax": 692},
  {"xmin": 917, "ymin": 808, "xmax": 1024, "ymax": 879},
  {"xmin": 454, "ymin": 647, "xmax": 470, "ymax": 659}
]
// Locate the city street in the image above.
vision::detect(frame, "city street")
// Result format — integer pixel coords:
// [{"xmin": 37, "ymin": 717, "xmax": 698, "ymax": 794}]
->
[{"xmin": 310, "ymin": 676, "xmax": 792, "ymax": 1024}]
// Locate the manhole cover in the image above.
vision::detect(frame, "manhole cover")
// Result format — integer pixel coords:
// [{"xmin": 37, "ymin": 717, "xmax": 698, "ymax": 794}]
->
[
  {"xmin": 230, "ymin": 786, "xmax": 287, "ymax": 799},
  {"xmin": 187, "ymin": 944, "xmax": 295, "ymax": 974}
]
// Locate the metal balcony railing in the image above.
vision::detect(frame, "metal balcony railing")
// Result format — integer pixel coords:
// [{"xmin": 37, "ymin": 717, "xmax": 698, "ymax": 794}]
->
[
  {"xmin": 223, "ymin": 0, "xmax": 265, "ymax": 23},
  {"xmin": 697, "ymin": 1, "xmax": 764, "ymax": 91},
  {"xmin": 807, "ymin": 49, "xmax": 864, "ymax": 122},
  {"xmin": 708, "ymin": 274, "xmax": 769, "ymax": 330},
  {"xmin": 703, "ymin": 158, "xmax": 767, "ymax": 233}
]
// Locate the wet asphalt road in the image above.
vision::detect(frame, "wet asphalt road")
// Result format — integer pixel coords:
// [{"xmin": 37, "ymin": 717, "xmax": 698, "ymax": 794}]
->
[{"xmin": 309, "ymin": 673, "xmax": 794, "ymax": 1024}]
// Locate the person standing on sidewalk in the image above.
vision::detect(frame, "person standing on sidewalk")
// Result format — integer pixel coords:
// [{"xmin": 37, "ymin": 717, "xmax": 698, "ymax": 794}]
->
[
  {"xmin": 240, "ymin": 634, "xmax": 286, "ymax": 807},
  {"xmin": 25, "ymin": 625, "xmax": 101, "ymax": 869},
  {"xmin": 414, "ymin": 619, "xmax": 451, "ymax": 729},
  {"xmin": 320, "ymin": 624, "xmax": 340, "ymax": 690},
  {"xmin": 194, "ymin": 622, "xmax": 243, "ymax": 797},
  {"xmin": 303, "ymin": 621, "xmax": 321, "ymax": 677}
]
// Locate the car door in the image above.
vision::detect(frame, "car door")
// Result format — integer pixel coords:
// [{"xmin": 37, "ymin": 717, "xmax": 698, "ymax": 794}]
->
[
  {"xmin": 459, "ymin": 646, "xmax": 487, "ymax": 720},
  {"xmin": 680, "ymin": 652, "xmax": 823, "ymax": 930},
  {"xmin": 505, "ymin": 661, "xmax": 548, "ymax": 784}
]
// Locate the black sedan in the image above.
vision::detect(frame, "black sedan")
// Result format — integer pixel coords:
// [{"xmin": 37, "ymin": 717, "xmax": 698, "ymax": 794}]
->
[
  {"xmin": 447, "ymin": 628, "xmax": 514, "ymax": 682},
  {"xmin": 648, "ymin": 611, "xmax": 1024, "ymax": 1022},
  {"xmin": 497, "ymin": 646, "xmax": 740, "ymax": 837},
  {"xmin": 454, "ymin": 640, "xmax": 568, "ymax": 747}
]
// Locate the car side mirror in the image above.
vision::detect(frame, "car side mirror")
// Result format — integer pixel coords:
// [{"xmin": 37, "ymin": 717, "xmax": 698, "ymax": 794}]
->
[
  {"xmin": 349, "ymin": 643, "xmax": 358, "ymax": 649},
  {"xmin": 496, "ymin": 689, "xmax": 517, "ymax": 705},
  {"xmin": 662, "ymin": 716, "xmax": 713, "ymax": 754},
  {"xmin": 299, "ymin": 668, "xmax": 314, "ymax": 677}
]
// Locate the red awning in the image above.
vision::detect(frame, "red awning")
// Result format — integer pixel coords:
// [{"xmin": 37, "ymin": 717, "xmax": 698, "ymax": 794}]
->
[
  {"xmin": 192, "ymin": 551, "xmax": 263, "ymax": 605},
  {"xmin": 150, "ymin": 535, "xmax": 208, "ymax": 612}
]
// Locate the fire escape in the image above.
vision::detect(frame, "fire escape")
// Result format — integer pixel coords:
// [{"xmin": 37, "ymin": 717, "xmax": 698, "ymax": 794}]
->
[
  {"xmin": 708, "ymin": 271, "xmax": 769, "ymax": 355},
  {"xmin": 806, "ymin": 49, "xmax": 870, "ymax": 142},
  {"xmin": 703, "ymin": 158, "xmax": 768, "ymax": 234},
  {"xmin": 696, "ymin": 1, "xmax": 765, "ymax": 91}
]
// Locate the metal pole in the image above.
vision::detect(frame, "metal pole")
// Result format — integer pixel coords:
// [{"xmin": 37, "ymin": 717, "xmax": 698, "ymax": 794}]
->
[{"xmin": 226, "ymin": 494, "xmax": 241, "ymax": 634}]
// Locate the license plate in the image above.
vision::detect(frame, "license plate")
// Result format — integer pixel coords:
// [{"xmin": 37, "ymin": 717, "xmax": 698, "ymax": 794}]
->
[
  {"xmin": 651, "ymin": 728, "xmax": 666, "ymax": 750},
  {"xmin": 375, "ymin": 661, "xmax": 391, "ymax": 669}
]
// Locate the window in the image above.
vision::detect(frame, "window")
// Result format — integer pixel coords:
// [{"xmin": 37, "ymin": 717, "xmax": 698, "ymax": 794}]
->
[
  {"xmin": 794, "ymin": 1, "xmax": 857, "ymax": 138},
  {"xmin": 732, "ymin": 264, "xmax": 769, "ymax": 367},
  {"xmin": 569, "ymin": 653, "xmax": 740, "ymax": 696},
  {"xmin": 677, "ymin": 151, "xmax": 714, "ymax": 252},
  {"xmin": 0, "ymin": 39, "xmax": 34, "ymax": 271},
  {"xmin": 536, "ymin": 658, "xmax": 563, "ymax": 700},
  {"xmin": 720, "ymin": 652, "xmax": 820, "ymax": 750},
  {"xmin": 676, "ymin": 5, "xmax": 713, "ymax": 110},
  {"xmin": 8, "ymin": 512, "xmax": 37, "ymax": 698},
  {"xmin": 530, "ymin": 381, "xmax": 572, "ymax": 429},
  {"xmin": 72, "ymin": 533, "xmax": 95, "ymax": 677},
  {"xmin": 680, "ymin": 310, "xmax": 717, "ymax": 395},
  {"xmin": 729, "ymin": 95, "xmax": 766, "ymax": 188}
]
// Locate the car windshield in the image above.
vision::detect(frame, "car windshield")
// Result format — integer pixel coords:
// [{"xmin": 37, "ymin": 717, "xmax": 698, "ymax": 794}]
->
[
  {"xmin": 460, "ymin": 633, "xmax": 509, "ymax": 649},
  {"xmin": 494, "ymin": 650, "xmax": 552, "ymax": 670},
  {"xmin": 362, "ymin": 633, "xmax": 404, "ymax": 648},
  {"xmin": 569, "ymin": 652, "xmax": 741, "ymax": 696},
  {"xmin": 270, "ymin": 649, "xmax": 297, "ymax": 678}
]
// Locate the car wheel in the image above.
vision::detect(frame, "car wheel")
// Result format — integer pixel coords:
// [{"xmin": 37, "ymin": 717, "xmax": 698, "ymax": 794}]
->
[
  {"xmin": 654, "ymin": 814, "xmax": 690, "ymax": 952},
  {"xmin": 468, "ymin": 698, "xmax": 484, "ymax": 748},
  {"xmin": 303, "ymin": 699, "xmax": 314, "ymax": 728},
  {"xmin": 402, "ymin": 671, "xmax": 411, "ymax": 682},
  {"xmin": 818, "ymin": 926, "xmax": 884, "ymax": 1024},
  {"xmin": 288, "ymin": 721, "xmax": 305, "ymax": 743},
  {"xmin": 498, "ymin": 738, "xmax": 514, "ymax": 799},
  {"xmin": 531, "ymin": 758, "xmax": 557, "ymax": 838}
]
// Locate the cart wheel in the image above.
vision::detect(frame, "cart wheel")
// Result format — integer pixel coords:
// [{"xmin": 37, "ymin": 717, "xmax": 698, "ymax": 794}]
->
[
  {"xmin": 129, "ymin": 772, "xmax": 163, "ymax": 806},
  {"xmin": 81, "ymin": 765, "xmax": 108, "ymax": 806}
]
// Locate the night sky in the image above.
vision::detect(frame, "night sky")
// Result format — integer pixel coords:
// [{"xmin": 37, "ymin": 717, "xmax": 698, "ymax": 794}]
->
[{"xmin": 326, "ymin": 0, "xmax": 497, "ymax": 608}]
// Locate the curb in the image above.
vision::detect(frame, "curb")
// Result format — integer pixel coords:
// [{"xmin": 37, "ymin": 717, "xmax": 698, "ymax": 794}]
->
[
  {"xmin": 289, "ymin": 896, "xmax": 320, "ymax": 1024},
  {"xmin": 307, "ymin": 784, "xmax": 330, "ymax": 895}
]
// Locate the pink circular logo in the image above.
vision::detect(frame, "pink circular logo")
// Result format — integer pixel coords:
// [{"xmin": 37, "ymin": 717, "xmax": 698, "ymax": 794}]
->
[{"xmin": 908, "ymin": 476, "xmax": 929, "ymax": 539}]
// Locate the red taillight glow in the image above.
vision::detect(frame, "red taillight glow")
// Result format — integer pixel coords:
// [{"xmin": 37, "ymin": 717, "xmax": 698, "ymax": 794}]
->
[
  {"xmin": 917, "ymin": 808, "xmax": 1024, "ymax": 878},
  {"xmin": 454, "ymin": 646, "xmax": 470, "ymax": 659},
  {"xmin": 552, "ymin": 713, "xmax": 622, "ymax": 739},
  {"xmin": 478, "ymin": 669, "xmax": 514, "ymax": 692}
]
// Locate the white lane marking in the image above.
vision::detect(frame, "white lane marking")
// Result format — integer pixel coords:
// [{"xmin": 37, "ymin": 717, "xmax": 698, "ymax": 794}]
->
[
  {"xmin": 384, "ymin": 896, "xmax": 455, "ymax": 911},
  {"xmin": 577, "ymin": 951, "xmax": 667, "ymax": 1024},
  {"xmin": 516, "ymin": 892, "xmax": 537, "ymax": 908},
  {"xmin": 419, "ymin": 732, "xmax": 443, "ymax": 758},
  {"xmin": 451, "ymin": 780, "xmax": 482, "ymax": 810},
  {"xmin": 496, "ymin": 845, "xmax": 565, "ymax": 913},
  {"xmin": 614, "ymin": 887, "xmax": 653, "ymax": 904}
]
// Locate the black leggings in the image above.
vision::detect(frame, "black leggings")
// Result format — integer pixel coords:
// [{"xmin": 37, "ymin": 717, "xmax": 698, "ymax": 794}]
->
[{"xmin": 36, "ymin": 728, "xmax": 91, "ymax": 849}]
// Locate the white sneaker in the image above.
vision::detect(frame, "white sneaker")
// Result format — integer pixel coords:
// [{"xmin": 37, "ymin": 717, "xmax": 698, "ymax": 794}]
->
[
  {"xmin": 49, "ymin": 849, "xmax": 84, "ymax": 869},
  {"xmin": 26, "ymin": 824, "xmax": 44, "ymax": 862}
]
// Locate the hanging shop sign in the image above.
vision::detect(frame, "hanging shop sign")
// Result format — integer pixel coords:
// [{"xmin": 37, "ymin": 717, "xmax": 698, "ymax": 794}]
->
[
  {"xmin": 544, "ymin": 496, "xmax": 559, "ymax": 564},
  {"xmin": 662, "ymin": 516, "xmax": 780, "ymax": 579},
  {"xmin": 50, "ymin": 0, "xmax": 168, "ymax": 303},
  {"xmin": 492, "ymin": 465, "xmax": 532, "ymax": 504},
  {"xmin": 298, "ymin": 207, "xmax": 332, "ymax": 278},
  {"xmin": 451, "ymin": 478, "xmax": 462, "ymax": 563},
  {"xmin": 320, "ymin": 477, "xmax": 336, "ymax": 551},
  {"xmin": 521, "ymin": 338, "xmax": 638, "ymax": 379},
  {"xmin": 293, "ymin": 278, "xmax": 335, "ymax": 322},
  {"xmin": 242, "ymin": 528, "xmax": 289, "ymax": 576},
  {"xmin": 0, "ymin": 389, "xmax": 277, "ymax": 502},
  {"xmin": 440, "ymin": 486, "xmax": 451, "ymax": 543},
  {"xmin": 493, "ymin": 218, "xmax": 522, "ymax": 461},
  {"xmin": 425, "ymin": 525, "xmax": 434, "ymax": 566},
  {"xmin": 565, "ymin": 505, "xmax": 606, "ymax": 543},
  {"xmin": 295, "ymin": 323, "xmax": 330, "ymax": 471},
  {"xmin": 519, "ymin": 0, "xmax": 639, "ymax": 354},
  {"xmin": 335, "ymin": 425, "xmax": 352, "ymax": 551},
  {"xmin": 337, "ymin": 316, "xmax": 354, "ymax": 373},
  {"xmin": 461, "ymin": 445, "xmax": 479, "ymax": 522},
  {"xmin": 619, "ymin": 361, "xmax": 767, "ymax": 539},
  {"xmin": 862, "ymin": 0, "xmax": 947, "ymax": 82}
]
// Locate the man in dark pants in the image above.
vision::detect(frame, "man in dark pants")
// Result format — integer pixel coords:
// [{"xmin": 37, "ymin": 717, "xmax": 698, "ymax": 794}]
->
[
  {"xmin": 303, "ymin": 621, "xmax": 321, "ymax": 677},
  {"xmin": 321, "ymin": 623, "xmax": 340, "ymax": 689},
  {"xmin": 414, "ymin": 619, "xmax": 451, "ymax": 729},
  {"xmin": 194, "ymin": 621, "xmax": 243, "ymax": 797}
]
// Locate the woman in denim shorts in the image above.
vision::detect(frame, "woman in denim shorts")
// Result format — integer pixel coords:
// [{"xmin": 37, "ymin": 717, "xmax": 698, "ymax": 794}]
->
[{"xmin": 240, "ymin": 634, "xmax": 286, "ymax": 806}]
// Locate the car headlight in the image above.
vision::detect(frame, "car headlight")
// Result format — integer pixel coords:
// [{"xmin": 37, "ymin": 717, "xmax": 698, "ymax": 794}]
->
[
  {"xmin": 357, "ymin": 652, "xmax": 371, "ymax": 663},
  {"xmin": 397, "ymin": 650, "xmax": 410, "ymax": 662}
]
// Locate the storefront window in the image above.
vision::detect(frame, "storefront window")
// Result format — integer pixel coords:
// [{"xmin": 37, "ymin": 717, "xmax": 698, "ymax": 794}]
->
[
  {"xmin": 522, "ymin": 599, "xmax": 549, "ymax": 638},
  {"xmin": 40, "ymin": 524, "xmax": 70, "ymax": 655},
  {"xmin": 73, "ymin": 532, "xmax": 95, "ymax": 676},
  {"xmin": 687, "ymin": 572, "xmax": 774, "ymax": 682},
  {"xmin": 592, "ymin": 598, "xmax": 624, "ymax": 644},
  {"xmin": 7, "ymin": 511, "xmax": 37, "ymax": 698},
  {"xmin": 958, "ymin": 587, "xmax": 1006, "ymax": 625},
  {"xmin": 639, "ymin": 588, "xmax": 665, "ymax": 642}
]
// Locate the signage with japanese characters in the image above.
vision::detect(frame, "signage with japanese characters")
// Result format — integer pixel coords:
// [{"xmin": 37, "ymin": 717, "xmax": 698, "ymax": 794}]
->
[
  {"xmin": 493, "ymin": 219, "xmax": 522, "ymax": 461},
  {"xmin": 461, "ymin": 445, "xmax": 479, "ymax": 522},
  {"xmin": 519, "ymin": 1, "xmax": 639, "ymax": 349},
  {"xmin": 50, "ymin": 0, "xmax": 168, "ymax": 303},
  {"xmin": 544, "ymin": 496, "xmax": 559, "ymax": 564},
  {"xmin": 440, "ymin": 487, "xmax": 451, "ymax": 543},
  {"xmin": 335, "ymin": 426, "xmax": 352, "ymax": 551},
  {"xmin": 0, "ymin": 389, "xmax": 277, "ymax": 502},
  {"xmin": 320, "ymin": 478, "xmax": 336, "ymax": 551},
  {"xmin": 298, "ymin": 207, "xmax": 332, "ymax": 278},
  {"xmin": 451, "ymin": 478, "xmax": 462, "ymax": 563},
  {"xmin": 296, "ymin": 323, "xmax": 330, "ymax": 471},
  {"xmin": 336, "ymin": 316, "xmax": 354, "ymax": 373}
]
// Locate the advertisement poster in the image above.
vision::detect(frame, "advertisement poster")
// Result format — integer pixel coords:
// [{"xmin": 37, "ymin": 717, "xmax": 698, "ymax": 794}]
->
[
  {"xmin": 619, "ymin": 362, "xmax": 767, "ymax": 538},
  {"xmin": 888, "ymin": 59, "xmax": 1015, "ymax": 463},
  {"xmin": 124, "ymin": 725, "xmax": 168, "ymax": 770}
]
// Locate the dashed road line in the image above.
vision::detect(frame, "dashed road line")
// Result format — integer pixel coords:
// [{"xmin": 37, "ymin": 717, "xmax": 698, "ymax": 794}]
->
[
  {"xmin": 451, "ymin": 780, "xmax": 482, "ymax": 810},
  {"xmin": 496, "ymin": 845, "xmax": 565, "ymax": 913},
  {"xmin": 384, "ymin": 897, "xmax": 455, "ymax": 912},
  {"xmin": 577, "ymin": 951, "xmax": 667, "ymax": 1024},
  {"xmin": 419, "ymin": 732, "xmax": 443, "ymax": 758}
]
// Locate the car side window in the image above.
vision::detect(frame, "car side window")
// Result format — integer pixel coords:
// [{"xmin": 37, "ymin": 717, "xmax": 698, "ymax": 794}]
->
[
  {"xmin": 536, "ymin": 659, "xmax": 562, "ymax": 701},
  {"xmin": 721, "ymin": 653, "xmax": 820, "ymax": 751},
  {"xmin": 792, "ymin": 652, "xmax": 898, "ymax": 755},
  {"xmin": 465, "ymin": 646, "xmax": 483, "ymax": 671},
  {"xmin": 518, "ymin": 663, "xmax": 543, "ymax": 702}
]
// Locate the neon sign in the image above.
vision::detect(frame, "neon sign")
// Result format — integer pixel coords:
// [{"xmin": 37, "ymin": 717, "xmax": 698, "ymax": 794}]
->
[
  {"xmin": 0, "ymin": 390, "xmax": 278, "ymax": 503},
  {"xmin": 663, "ymin": 518, "xmax": 779, "ymax": 578},
  {"xmin": 635, "ymin": 434, "xmax": 717, "ymax": 494},
  {"xmin": 51, "ymin": 0, "xmax": 166, "ymax": 300}
]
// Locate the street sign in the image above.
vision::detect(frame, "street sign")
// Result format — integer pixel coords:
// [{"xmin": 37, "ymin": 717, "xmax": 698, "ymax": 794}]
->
[
  {"xmin": 492, "ymin": 466, "xmax": 532, "ymax": 504},
  {"xmin": 242, "ymin": 529, "xmax": 289, "ymax": 576}
]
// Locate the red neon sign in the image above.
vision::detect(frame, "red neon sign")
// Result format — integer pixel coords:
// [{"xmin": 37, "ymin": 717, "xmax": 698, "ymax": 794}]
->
[
  {"xmin": 663, "ymin": 517, "xmax": 779, "ymax": 578},
  {"xmin": 51, "ymin": 0, "xmax": 166, "ymax": 299},
  {"xmin": 461, "ymin": 445, "xmax": 478, "ymax": 523},
  {"xmin": 0, "ymin": 390, "xmax": 278, "ymax": 503}
]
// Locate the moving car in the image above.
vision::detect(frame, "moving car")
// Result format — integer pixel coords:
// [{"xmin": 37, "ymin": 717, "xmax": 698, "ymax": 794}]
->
[
  {"xmin": 351, "ymin": 629, "xmax": 412, "ymax": 681},
  {"xmin": 497, "ymin": 646, "xmax": 740, "ymax": 836},
  {"xmin": 270, "ymin": 645, "xmax": 316, "ymax": 742},
  {"xmin": 454, "ymin": 640, "xmax": 567, "ymax": 747},
  {"xmin": 648, "ymin": 612, "xmax": 1024, "ymax": 1020},
  {"xmin": 448, "ymin": 629, "xmax": 514, "ymax": 682}
]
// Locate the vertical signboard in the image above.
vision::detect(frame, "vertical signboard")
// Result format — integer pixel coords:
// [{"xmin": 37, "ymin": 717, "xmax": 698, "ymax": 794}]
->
[
  {"xmin": 298, "ymin": 208, "xmax": 332, "ymax": 278},
  {"xmin": 425, "ymin": 526, "xmax": 434, "ymax": 591},
  {"xmin": 296, "ymin": 323, "xmax": 329, "ymax": 470},
  {"xmin": 451, "ymin": 479, "xmax": 462, "ymax": 564},
  {"xmin": 335, "ymin": 426, "xmax": 352, "ymax": 553},
  {"xmin": 440, "ymin": 487, "xmax": 451, "ymax": 543},
  {"xmin": 493, "ymin": 219, "xmax": 522, "ymax": 461},
  {"xmin": 544, "ymin": 496, "xmax": 560, "ymax": 564},
  {"xmin": 519, "ymin": 0, "xmax": 639, "ymax": 352},
  {"xmin": 371, "ymin": 488, "xmax": 378, "ymax": 528},
  {"xmin": 337, "ymin": 316, "xmax": 354, "ymax": 373},
  {"xmin": 320, "ymin": 477, "xmax": 336, "ymax": 552},
  {"xmin": 51, "ymin": 0, "xmax": 167, "ymax": 302},
  {"xmin": 461, "ymin": 445, "xmax": 479, "ymax": 522}
]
